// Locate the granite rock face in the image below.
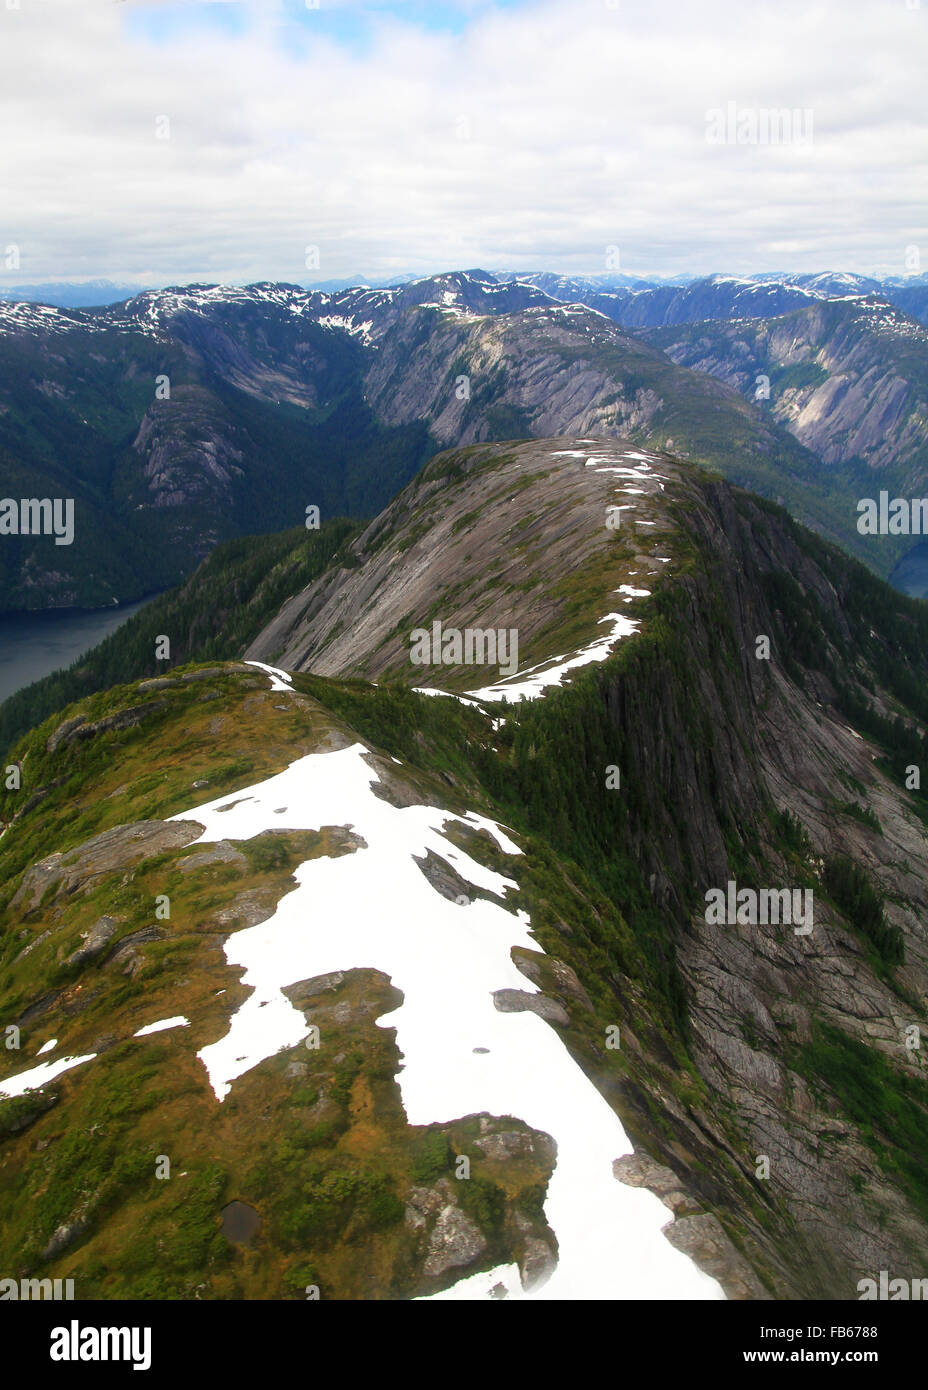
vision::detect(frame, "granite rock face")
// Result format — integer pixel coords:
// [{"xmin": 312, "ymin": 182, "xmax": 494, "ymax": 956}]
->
[
  {"xmin": 653, "ymin": 297, "xmax": 928, "ymax": 491},
  {"xmin": 663, "ymin": 1214, "xmax": 771, "ymax": 1302},
  {"xmin": 10, "ymin": 820, "xmax": 204, "ymax": 911}
]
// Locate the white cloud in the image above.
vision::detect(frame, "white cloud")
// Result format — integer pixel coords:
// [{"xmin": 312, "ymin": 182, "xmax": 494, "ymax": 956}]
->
[{"xmin": 0, "ymin": 0, "xmax": 925, "ymax": 283}]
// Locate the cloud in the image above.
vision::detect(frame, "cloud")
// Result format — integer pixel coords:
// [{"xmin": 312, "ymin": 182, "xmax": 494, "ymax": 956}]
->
[{"xmin": 0, "ymin": 0, "xmax": 925, "ymax": 283}]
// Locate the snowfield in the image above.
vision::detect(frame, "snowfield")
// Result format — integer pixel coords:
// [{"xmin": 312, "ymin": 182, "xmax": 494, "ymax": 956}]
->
[{"xmin": 163, "ymin": 667, "xmax": 722, "ymax": 1300}]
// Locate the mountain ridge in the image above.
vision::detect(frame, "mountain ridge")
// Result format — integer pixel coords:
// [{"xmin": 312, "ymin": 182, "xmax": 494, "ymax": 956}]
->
[{"xmin": 2, "ymin": 434, "xmax": 927, "ymax": 1298}]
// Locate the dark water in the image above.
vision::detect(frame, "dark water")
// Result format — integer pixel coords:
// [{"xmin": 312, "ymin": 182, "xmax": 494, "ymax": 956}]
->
[
  {"xmin": 0, "ymin": 597, "xmax": 154, "ymax": 704},
  {"xmin": 889, "ymin": 542, "xmax": 928, "ymax": 600}
]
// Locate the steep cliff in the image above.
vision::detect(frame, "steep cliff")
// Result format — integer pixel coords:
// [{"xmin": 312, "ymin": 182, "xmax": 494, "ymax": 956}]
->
[{"xmin": 649, "ymin": 297, "xmax": 928, "ymax": 581}]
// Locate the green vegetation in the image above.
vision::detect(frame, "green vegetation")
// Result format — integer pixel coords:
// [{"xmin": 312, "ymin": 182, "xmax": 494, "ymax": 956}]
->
[
  {"xmin": 276, "ymin": 1165, "xmax": 405, "ymax": 1246},
  {"xmin": 793, "ymin": 1023, "xmax": 928, "ymax": 1223},
  {"xmin": 821, "ymin": 854, "xmax": 903, "ymax": 967},
  {"xmin": 0, "ymin": 1091, "xmax": 55, "ymax": 1140},
  {"xmin": 410, "ymin": 1130, "xmax": 453, "ymax": 1184},
  {"xmin": 838, "ymin": 801, "xmax": 882, "ymax": 833},
  {"xmin": 769, "ymin": 360, "xmax": 829, "ymax": 393},
  {"xmin": 0, "ymin": 518, "xmax": 359, "ymax": 757},
  {"xmin": 773, "ymin": 807, "xmax": 812, "ymax": 855}
]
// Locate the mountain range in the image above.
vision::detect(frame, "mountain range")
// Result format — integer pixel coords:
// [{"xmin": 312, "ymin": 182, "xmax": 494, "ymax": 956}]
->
[
  {"xmin": 3, "ymin": 267, "xmax": 927, "ymax": 613},
  {"xmin": 504, "ymin": 270, "xmax": 928, "ymax": 330}
]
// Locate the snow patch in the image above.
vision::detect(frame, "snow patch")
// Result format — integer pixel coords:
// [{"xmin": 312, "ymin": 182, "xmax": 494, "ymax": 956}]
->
[
  {"xmin": 0, "ymin": 1054, "xmax": 97, "ymax": 1099},
  {"xmin": 465, "ymin": 605, "xmax": 641, "ymax": 703},
  {"xmin": 245, "ymin": 660, "xmax": 294, "ymax": 692},
  {"xmin": 134, "ymin": 1017, "xmax": 191, "ymax": 1037}
]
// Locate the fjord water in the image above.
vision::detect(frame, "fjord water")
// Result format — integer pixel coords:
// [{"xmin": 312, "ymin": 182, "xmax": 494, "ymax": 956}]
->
[
  {"xmin": 889, "ymin": 542, "xmax": 928, "ymax": 600},
  {"xmin": 0, "ymin": 597, "xmax": 153, "ymax": 704}
]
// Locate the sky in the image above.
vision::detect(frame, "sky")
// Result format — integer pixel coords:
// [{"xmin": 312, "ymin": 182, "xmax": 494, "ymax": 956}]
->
[{"xmin": 0, "ymin": 0, "xmax": 925, "ymax": 287}]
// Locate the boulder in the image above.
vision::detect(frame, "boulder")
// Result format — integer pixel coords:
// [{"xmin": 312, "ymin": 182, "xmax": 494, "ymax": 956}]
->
[
  {"xmin": 62, "ymin": 916, "xmax": 118, "ymax": 970},
  {"xmin": 423, "ymin": 1204, "xmax": 487, "ymax": 1279},
  {"xmin": 178, "ymin": 842, "xmax": 248, "ymax": 874},
  {"xmin": 519, "ymin": 1236, "xmax": 557, "ymax": 1291},
  {"xmin": 613, "ymin": 1151, "xmax": 702, "ymax": 1215},
  {"xmin": 492, "ymin": 989, "xmax": 569, "ymax": 1026},
  {"xmin": 285, "ymin": 971, "xmax": 346, "ymax": 1002},
  {"xmin": 45, "ymin": 701, "xmax": 168, "ymax": 754}
]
